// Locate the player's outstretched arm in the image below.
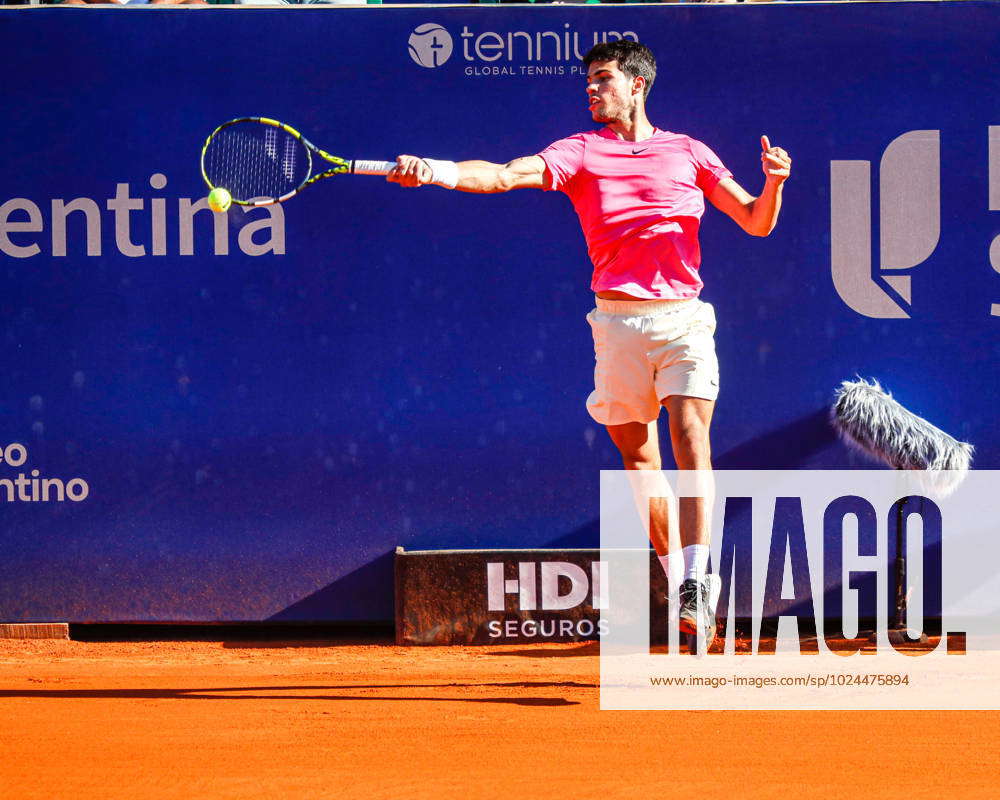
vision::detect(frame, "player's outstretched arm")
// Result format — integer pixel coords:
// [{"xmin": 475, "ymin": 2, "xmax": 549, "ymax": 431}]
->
[
  {"xmin": 708, "ymin": 135, "xmax": 791, "ymax": 237},
  {"xmin": 387, "ymin": 155, "xmax": 548, "ymax": 193}
]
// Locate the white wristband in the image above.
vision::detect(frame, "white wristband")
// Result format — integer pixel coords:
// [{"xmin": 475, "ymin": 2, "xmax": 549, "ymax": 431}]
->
[{"xmin": 423, "ymin": 158, "xmax": 459, "ymax": 190}]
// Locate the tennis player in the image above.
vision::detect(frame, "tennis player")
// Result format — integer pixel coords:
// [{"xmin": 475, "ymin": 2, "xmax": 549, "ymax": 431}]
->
[{"xmin": 388, "ymin": 40, "xmax": 791, "ymax": 647}]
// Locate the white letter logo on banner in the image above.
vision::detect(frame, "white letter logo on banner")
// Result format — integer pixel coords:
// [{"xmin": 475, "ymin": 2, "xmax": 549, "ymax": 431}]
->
[
  {"xmin": 830, "ymin": 131, "xmax": 941, "ymax": 319},
  {"xmin": 408, "ymin": 23, "xmax": 453, "ymax": 69}
]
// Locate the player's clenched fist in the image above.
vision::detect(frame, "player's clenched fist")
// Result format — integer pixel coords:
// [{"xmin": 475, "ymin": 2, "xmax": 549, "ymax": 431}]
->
[
  {"xmin": 387, "ymin": 155, "xmax": 434, "ymax": 187},
  {"xmin": 760, "ymin": 135, "xmax": 791, "ymax": 184}
]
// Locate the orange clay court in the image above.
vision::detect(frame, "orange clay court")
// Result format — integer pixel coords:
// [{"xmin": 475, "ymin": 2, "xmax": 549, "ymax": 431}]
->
[{"xmin": 1, "ymin": 635, "xmax": 997, "ymax": 799}]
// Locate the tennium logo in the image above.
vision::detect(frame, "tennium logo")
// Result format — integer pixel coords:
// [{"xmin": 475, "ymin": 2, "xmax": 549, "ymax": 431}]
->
[
  {"xmin": 408, "ymin": 23, "xmax": 453, "ymax": 68},
  {"xmin": 408, "ymin": 23, "xmax": 638, "ymax": 77}
]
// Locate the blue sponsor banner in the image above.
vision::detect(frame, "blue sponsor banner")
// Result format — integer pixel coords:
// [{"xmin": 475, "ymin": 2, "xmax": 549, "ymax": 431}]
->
[{"xmin": 0, "ymin": 4, "xmax": 997, "ymax": 621}]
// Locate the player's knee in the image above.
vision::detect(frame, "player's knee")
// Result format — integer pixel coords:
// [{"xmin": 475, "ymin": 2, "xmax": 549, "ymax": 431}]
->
[
  {"xmin": 624, "ymin": 457, "xmax": 662, "ymax": 471},
  {"xmin": 672, "ymin": 422, "xmax": 711, "ymax": 466},
  {"xmin": 618, "ymin": 450, "xmax": 661, "ymax": 471},
  {"xmin": 606, "ymin": 422, "xmax": 661, "ymax": 470}
]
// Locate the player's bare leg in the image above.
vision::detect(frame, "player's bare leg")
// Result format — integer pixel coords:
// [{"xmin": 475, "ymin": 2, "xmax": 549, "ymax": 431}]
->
[
  {"xmin": 662, "ymin": 395, "xmax": 720, "ymax": 650},
  {"xmin": 605, "ymin": 419, "xmax": 685, "ymax": 652},
  {"xmin": 605, "ymin": 421, "xmax": 671, "ymax": 556},
  {"xmin": 663, "ymin": 395, "xmax": 714, "ymax": 545}
]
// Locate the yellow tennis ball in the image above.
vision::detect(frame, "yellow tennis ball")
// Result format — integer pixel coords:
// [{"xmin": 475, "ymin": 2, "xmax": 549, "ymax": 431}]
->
[{"xmin": 207, "ymin": 187, "xmax": 232, "ymax": 213}]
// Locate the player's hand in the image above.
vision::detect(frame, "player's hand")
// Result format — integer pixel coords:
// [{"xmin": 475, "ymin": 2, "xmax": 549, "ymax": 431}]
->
[
  {"xmin": 760, "ymin": 135, "xmax": 791, "ymax": 185},
  {"xmin": 387, "ymin": 155, "xmax": 434, "ymax": 187}
]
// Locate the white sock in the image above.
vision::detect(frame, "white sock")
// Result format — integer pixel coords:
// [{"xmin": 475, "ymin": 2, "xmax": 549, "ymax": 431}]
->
[
  {"xmin": 657, "ymin": 552, "xmax": 684, "ymax": 588},
  {"xmin": 683, "ymin": 543, "xmax": 710, "ymax": 583}
]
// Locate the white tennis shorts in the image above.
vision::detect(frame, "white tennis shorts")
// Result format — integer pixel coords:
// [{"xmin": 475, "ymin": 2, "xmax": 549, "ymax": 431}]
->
[{"xmin": 586, "ymin": 297, "xmax": 720, "ymax": 426}]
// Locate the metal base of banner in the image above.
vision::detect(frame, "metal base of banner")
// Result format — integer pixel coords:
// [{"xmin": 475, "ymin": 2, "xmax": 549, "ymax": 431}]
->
[{"xmin": 0, "ymin": 623, "xmax": 70, "ymax": 640}]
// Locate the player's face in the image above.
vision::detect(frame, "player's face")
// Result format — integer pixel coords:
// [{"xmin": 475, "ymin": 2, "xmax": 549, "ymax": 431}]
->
[{"xmin": 586, "ymin": 60, "xmax": 639, "ymax": 123}]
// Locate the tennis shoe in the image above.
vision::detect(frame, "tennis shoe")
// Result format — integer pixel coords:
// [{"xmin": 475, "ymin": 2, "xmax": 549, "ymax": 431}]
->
[{"xmin": 678, "ymin": 575, "xmax": 721, "ymax": 647}]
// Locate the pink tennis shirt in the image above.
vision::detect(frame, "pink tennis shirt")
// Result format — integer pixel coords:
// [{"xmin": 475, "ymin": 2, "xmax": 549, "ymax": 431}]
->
[{"xmin": 539, "ymin": 127, "xmax": 732, "ymax": 299}]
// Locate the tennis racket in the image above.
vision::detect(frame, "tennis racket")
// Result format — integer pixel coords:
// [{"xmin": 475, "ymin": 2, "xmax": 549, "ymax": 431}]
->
[{"xmin": 200, "ymin": 117, "xmax": 396, "ymax": 206}]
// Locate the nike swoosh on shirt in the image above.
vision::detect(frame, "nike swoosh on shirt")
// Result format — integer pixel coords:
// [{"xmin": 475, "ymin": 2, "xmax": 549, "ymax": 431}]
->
[{"xmin": 631, "ymin": 148, "xmax": 648, "ymax": 154}]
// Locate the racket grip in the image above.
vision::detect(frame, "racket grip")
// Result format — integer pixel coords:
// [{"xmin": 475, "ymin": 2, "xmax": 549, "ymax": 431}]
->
[{"xmin": 351, "ymin": 160, "xmax": 396, "ymax": 176}]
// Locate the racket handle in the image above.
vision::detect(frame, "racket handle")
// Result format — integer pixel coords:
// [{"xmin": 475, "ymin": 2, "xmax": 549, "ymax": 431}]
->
[{"xmin": 351, "ymin": 160, "xmax": 396, "ymax": 176}]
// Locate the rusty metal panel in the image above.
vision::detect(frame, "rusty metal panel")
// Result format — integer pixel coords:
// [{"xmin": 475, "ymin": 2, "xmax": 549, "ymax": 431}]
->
[{"xmin": 395, "ymin": 547, "xmax": 669, "ymax": 646}]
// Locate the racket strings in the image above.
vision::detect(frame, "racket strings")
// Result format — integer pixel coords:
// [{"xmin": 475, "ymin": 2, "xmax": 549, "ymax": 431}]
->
[{"xmin": 204, "ymin": 123, "xmax": 310, "ymax": 202}]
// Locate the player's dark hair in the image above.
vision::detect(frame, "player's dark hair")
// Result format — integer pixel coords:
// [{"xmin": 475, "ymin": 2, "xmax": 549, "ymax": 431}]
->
[{"xmin": 583, "ymin": 40, "xmax": 656, "ymax": 100}]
